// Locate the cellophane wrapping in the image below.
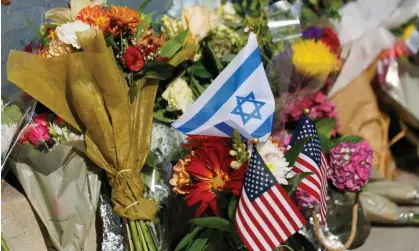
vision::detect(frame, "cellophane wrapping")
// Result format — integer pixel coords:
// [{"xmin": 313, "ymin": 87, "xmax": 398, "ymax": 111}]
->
[{"xmin": 11, "ymin": 141, "xmax": 101, "ymax": 251}]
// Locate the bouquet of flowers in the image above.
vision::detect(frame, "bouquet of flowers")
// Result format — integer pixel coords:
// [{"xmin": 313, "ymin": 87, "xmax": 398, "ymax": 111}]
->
[
  {"xmin": 9, "ymin": 108, "xmax": 101, "ymax": 251},
  {"xmin": 154, "ymin": 3, "xmax": 247, "ymax": 122},
  {"xmin": 7, "ymin": 0, "xmax": 195, "ymax": 250},
  {"xmin": 267, "ymin": 23, "xmax": 376, "ymax": 249}
]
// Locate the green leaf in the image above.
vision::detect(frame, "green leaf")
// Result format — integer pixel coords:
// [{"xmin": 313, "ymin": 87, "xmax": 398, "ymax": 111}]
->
[
  {"xmin": 228, "ymin": 196, "xmax": 239, "ymax": 221},
  {"xmin": 318, "ymin": 133, "xmax": 333, "ymax": 154},
  {"xmin": 189, "ymin": 217, "xmax": 234, "ymax": 232},
  {"xmin": 285, "ymin": 172, "xmax": 312, "ymax": 194},
  {"xmin": 2, "ymin": 105, "xmax": 22, "ymax": 125},
  {"xmin": 137, "ymin": 0, "xmax": 151, "ymax": 13},
  {"xmin": 175, "ymin": 226, "xmax": 202, "ymax": 251},
  {"xmin": 159, "ymin": 30, "xmax": 189, "ymax": 58},
  {"xmin": 137, "ymin": 61, "xmax": 175, "ymax": 80},
  {"xmin": 105, "ymin": 35, "xmax": 120, "ymax": 51},
  {"xmin": 333, "ymin": 135, "xmax": 363, "ymax": 145},
  {"xmin": 188, "ymin": 228, "xmax": 213, "ymax": 251},
  {"xmin": 201, "ymin": 40, "xmax": 223, "ymax": 76},
  {"xmin": 284, "ymin": 137, "xmax": 312, "ymax": 167},
  {"xmin": 191, "ymin": 61, "xmax": 212, "ymax": 78},
  {"xmin": 153, "ymin": 109, "xmax": 175, "ymax": 123},
  {"xmin": 135, "ymin": 11, "xmax": 155, "ymax": 40},
  {"xmin": 314, "ymin": 118, "xmax": 336, "ymax": 138},
  {"xmin": 191, "ymin": 77, "xmax": 206, "ymax": 96}
]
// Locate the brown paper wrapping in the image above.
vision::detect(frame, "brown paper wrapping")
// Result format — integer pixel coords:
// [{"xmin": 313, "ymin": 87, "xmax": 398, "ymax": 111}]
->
[
  {"xmin": 7, "ymin": 29, "xmax": 158, "ymax": 220},
  {"xmin": 331, "ymin": 63, "xmax": 393, "ymax": 179},
  {"xmin": 7, "ymin": 142, "xmax": 100, "ymax": 251}
]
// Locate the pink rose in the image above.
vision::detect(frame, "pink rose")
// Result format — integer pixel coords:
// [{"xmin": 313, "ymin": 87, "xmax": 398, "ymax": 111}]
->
[
  {"xmin": 34, "ymin": 113, "xmax": 49, "ymax": 126},
  {"xmin": 21, "ymin": 123, "xmax": 50, "ymax": 147}
]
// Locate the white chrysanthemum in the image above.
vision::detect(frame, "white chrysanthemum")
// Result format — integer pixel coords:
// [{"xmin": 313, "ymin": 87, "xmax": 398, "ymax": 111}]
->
[
  {"xmin": 55, "ymin": 20, "xmax": 91, "ymax": 49},
  {"xmin": 162, "ymin": 77, "xmax": 194, "ymax": 113},
  {"xmin": 257, "ymin": 139, "xmax": 294, "ymax": 185},
  {"xmin": 50, "ymin": 122, "xmax": 83, "ymax": 145}
]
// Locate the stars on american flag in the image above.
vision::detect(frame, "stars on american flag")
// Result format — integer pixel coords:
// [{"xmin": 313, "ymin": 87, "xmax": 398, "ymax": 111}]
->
[
  {"xmin": 292, "ymin": 117, "xmax": 321, "ymax": 166},
  {"xmin": 244, "ymin": 150, "xmax": 277, "ymax": 200}
]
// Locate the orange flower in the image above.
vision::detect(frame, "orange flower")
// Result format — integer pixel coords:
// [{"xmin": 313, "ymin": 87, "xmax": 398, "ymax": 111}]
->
[
  {"xmin": 136, "ymin": 28, "xmax": 167, "ymax": 61},
  {"xmin": 172, "ymin": 138, "xmax": 247, "ymax": 217},
  {"xmin": 169, "ymin": 156, "xmax": 192, "ymax": 194},
  {"xmin": 77, "ymin": 5, "xmax": 110, "ymax": 32},
  {"xmin": 108, "ymin": 6, "xmax": 141, "ymax": 36}
]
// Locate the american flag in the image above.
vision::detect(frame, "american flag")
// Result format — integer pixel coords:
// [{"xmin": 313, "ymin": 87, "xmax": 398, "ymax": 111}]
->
[
  {"xmin": 235, "ymin": 147, "xmax": 306, "ymax": 251},
  {"xmin": 288, "ymin": 115, "xmax": 329, "ymax": 224}
]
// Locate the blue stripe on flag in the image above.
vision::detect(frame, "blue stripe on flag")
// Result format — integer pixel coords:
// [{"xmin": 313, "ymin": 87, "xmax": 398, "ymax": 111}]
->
[
  {"xmin": 176, "ymin": 48, "xmax": 262, "ymax": 134},
  {"xmin": 251, "ymin": 113, "xmax": 274, "ymax": 138},
  {"xmin": 214, "ymin": 122, "xmax": 234, "ymax": 136}
]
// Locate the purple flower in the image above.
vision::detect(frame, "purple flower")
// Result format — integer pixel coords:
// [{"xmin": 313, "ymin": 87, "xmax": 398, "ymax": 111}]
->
[
  {"xmin": 302, "ymin": 26, "xmax": 324, "ymax": 40},
  {"xmin": 328, "ymin": 141, "xmax": 373, "ymax": 192},
  {"xmin": 295, "ymin": 188, "xmax": 319, "ymax": 210}
]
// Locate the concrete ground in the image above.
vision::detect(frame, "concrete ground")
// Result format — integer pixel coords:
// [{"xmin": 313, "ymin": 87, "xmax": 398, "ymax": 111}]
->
[
  {"xmin": 354, "ymin": 226, "xmax": 419, "ymax": 251},
  {"xmin": 354, "ymin": 171, "xmax": 419, "ymax": 251}
]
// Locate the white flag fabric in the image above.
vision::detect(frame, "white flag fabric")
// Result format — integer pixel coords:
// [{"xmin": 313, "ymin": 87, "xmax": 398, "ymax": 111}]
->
[{"xmin": 172, "ymin": 32, "xmax": 275, "ymax": 142}]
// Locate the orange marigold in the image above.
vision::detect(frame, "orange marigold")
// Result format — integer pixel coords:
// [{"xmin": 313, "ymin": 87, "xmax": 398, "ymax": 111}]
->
[
  {"xmin": 77, "ymin": 5, "xmax": 110, "ymax": 32},
  {"xmin": 108, "ymin": 6, "xmax": 141, "ymax": 36},
  {"xmin": 169, "ymin": 156, "xmax": 192, "ymax": 195}
]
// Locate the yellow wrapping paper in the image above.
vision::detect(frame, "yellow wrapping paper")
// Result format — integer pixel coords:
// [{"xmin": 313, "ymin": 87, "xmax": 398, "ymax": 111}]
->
[
  {"xmin": 7, "ymin": 29, "xmax": 158, "ymax": 220},
  {"xmin": 331, "ymin": 63, "xmax": 393, "ymax": 179}
]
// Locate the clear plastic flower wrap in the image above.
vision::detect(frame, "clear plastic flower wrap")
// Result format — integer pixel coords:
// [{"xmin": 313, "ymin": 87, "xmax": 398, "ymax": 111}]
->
[
  {"xmin": 1, "ymin": 91, "xmax": 36, "ymax": 179},
  {"xmin": 265, "ymin": 20, "xmax": 342, "ymax": 144}
]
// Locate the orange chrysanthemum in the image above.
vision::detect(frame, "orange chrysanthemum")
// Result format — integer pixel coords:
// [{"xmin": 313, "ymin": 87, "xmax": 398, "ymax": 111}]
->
[
  {"xmin": 77, "ymin": 5, "xmax": 110, "ymax": 32},
  {"xmin": 108, "ymin": 6, "xmax": 141, "ymax": 36}
]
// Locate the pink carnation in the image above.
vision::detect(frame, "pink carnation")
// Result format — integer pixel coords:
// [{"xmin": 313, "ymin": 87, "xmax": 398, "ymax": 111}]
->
[
  {"xmin": 328, "ymin": 141, "xmax": 373, "ymax": 192},
  {"xmin": 295, "ymin": 188, "xmax": 319, "ymax": 210},
  {"xmin": 284, "ymin": 91, "xmax": 339, "ymax": 134}
]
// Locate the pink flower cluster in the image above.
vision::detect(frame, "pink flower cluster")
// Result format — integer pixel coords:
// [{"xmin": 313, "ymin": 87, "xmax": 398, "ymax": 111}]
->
[
  {"xmin": 295, "ymin": 187, "xmax": 319, "ymax": 210},
  {"xmin": 21, "ymin": 114, "xmax": 50, "ymax": 147},
  {"xmin": 284, "ymin": 91, "xmax": 339, "ymax": 134},
  {"xmin": 328, "ymin": 141, "xmax": 373, "ymax": 192}
]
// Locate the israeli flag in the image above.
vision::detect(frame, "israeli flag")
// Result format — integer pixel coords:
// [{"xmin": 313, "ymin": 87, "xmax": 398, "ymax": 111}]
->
[{"xmin": 172, "ymin": 33, "xmax": 275, "ymax": 142}]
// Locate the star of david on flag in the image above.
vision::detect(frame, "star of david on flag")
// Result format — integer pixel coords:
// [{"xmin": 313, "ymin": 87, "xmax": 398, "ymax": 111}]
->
[
  {"xmin": 172, "ymin": 32, "xmax": 275, "ymax": 142},
  {"xmin": 231, "ymin": 92, "xmax": 265, "ymax": 125}
]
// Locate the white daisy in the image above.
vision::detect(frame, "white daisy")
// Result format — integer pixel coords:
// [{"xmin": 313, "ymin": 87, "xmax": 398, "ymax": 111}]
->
[{"xmin": 256, "ymin": 139, "xmax": 294, "ymax": 185}]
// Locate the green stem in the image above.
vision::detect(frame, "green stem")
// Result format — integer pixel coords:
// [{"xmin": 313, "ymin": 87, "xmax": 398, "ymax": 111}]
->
[
  {"xmin": 129, "ymin": 220, "xmax": 143, "ymax": 251},
  {"xmin": 126, "ymin": 220, "xmax": 135, "ymax": 251},
  {"xmin": 2, "ymin": 235, "xmax": 10, "ymax": 251},
  {"xmin": 120, "ymin": 31, "xmax": 124, "ymax": 53},
  {"xmin": 136, "ymin": 220, "xmax": 149, "ymax": 251},
  {"xmin": 140, "ymin": 220, "xmax": 157, "ymax": 251}
]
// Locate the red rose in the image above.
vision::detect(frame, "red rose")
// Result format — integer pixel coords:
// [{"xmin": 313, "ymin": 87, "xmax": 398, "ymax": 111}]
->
[
  {"xmin": 123, "ymin": 46, "xmax": 144, "ymax": 72},
  {"xmin": 321, "ymin": 27, "xmax": 340, "ymax": 54}
]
